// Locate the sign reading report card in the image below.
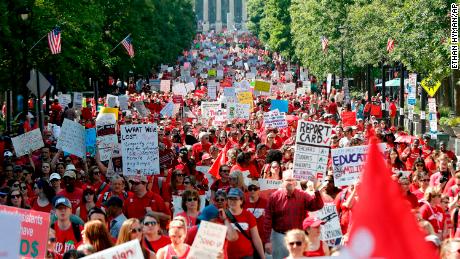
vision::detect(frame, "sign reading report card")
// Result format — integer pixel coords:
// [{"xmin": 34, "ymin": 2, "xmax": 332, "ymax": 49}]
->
[
  {"xmin": 0, "ymin": 212, "xmax": 20, "ymax": 259},
  {"xmin": 56, "ymin": 119, "xmax": 86, "ymax": 158},
  {"xmin": 0, "ymin": 205, "xmax": 50, "ymax": 259},
  {"xmin": 82, "ymin": 239, "xmax": 143, "ymax": 259},
  {"xmin": 293, "ymin": 121, "xmax": 332, "ymax": 180},
  {"xmin": 12, "ymin": 129, "xmax": 44, "ymax": 157},
  {"xmin": 188, "ymin": 221, "xmax": 228, "ymax": 259},
  {"xmin": 331, "ymin": 144, "xmax": 387, "ymax": 187},
  {"xmin": 121, "ymin": 124, "xmax": 159, "ymax": 175}
]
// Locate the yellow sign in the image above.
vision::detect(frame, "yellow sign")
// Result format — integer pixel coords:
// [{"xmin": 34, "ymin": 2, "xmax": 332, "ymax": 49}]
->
[
  {"xmin": 421, "ymin": 76, "xmax": 441, "ymax": 97},
  {"xmin": 100, "ymin": 107, "xmax": 119, "ymax": 120},
  {"xmin": 208, "ymin": 69, "xmax": 217, "ymax": 77},
  {"xmin": 254, "ymin": 80, "xmax": 271, "ymax": 92},
  {"xmin": 237, "ymin": 91, "xmax": 254, "ymax": 110}
]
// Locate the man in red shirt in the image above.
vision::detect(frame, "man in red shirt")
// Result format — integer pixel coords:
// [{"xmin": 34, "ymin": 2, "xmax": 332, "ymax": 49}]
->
[
  {"xmin": 123, "ymin": 174, "xmax": 171, "ymax": 221},
  {"xmin": 244, "ymin": 180, "xmax": 268, "ymax": 246},
  {"xmin": 421, "ymin": 134, "xmax": 434, "ymax": 159},
  {"xmin": 440, "ymin": 141, "xmax": 458, "ymax": 168},
  {"xmin": 57, "ymin": 171, "xmax": 84, "ymax": 214},
  {"xmin": 326, "ymin": 98, "xmax": 338, "ymax": 117},
  {"xmin": 191, "ymin": 132, "xmax": 211, "ymax": 160},
  {"xmin": 264, "ymin": 170, "xmax": 324, "ymax": 259},
  {"xmin": 401, "ymin": 138, "xmax": 422, "ymax": 170}
]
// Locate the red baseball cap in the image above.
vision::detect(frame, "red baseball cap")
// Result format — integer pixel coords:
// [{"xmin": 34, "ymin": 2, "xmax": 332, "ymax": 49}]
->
[{"xmin": 302, "ymin": 216, "xmax": 324, "ymax": 229}]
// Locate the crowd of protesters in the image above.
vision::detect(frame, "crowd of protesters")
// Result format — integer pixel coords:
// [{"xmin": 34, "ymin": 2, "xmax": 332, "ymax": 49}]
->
[{"xmin": 1, "ymin": 30, "xmax": 460, "ymax": 259}]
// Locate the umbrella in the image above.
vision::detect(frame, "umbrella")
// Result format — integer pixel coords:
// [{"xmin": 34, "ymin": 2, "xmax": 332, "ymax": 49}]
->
[{"xmin": 395, "ymin": 135, "xmax": 416, "ymax": 143}]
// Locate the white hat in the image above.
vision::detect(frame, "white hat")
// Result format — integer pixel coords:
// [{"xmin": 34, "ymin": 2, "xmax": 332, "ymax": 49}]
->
[
  {"xmin": 65, "ymin": 164, "xmax": 76, "ymax": 171},
  {"xmin": 50, "ymin": 173, "xmax": 61, "ymax": 181},
  {"xmin": 63, "ymin": 170, "xmax": 76, "ymax": 179}
]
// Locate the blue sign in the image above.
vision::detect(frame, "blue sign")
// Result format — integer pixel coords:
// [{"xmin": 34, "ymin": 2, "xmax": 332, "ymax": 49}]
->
[{"xmin": 270, "ymin": 99, "xmax": 289, "ymax": 113}]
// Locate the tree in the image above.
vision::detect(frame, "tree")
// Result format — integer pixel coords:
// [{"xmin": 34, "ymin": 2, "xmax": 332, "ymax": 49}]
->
[{"xmin": 247, "ymin": 0, "xmax": 266, "ymax": 37}]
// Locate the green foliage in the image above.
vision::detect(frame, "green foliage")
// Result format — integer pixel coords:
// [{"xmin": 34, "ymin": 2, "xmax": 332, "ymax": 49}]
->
[
  {"xmin": 439, "ymin": 106, "xmax": 452, "ymax": 118},
  {"xmin": 0, "ymin": 0, "xmax": 196, "ymax": 92},
  {"xmin": 247, "ymin": 0, "xmax": 266, "ymax": 37}
]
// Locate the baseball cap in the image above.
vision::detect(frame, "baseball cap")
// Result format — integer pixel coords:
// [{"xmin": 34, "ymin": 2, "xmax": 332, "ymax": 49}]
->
[
  {"xmin": 50, "ymin": 173, "xmax": 61, "ymax": 181},
  {"xmin": 104, "ymin": 196, "xmax": 123, "ymax": 208},
  {"xmin": 13, "ymin": 165, "xmax": 22, "ymax": 172},
  {"xmin": 66, "ymin": 164, "xmax": 76, "ymax": 171},
  {"xmin": 54, "ymin": 197, "xmax": 72, "ymax": 209},
  {"xmin": 3, "ymin": 151, "xmax": 13, "ymax": 157},
  {"xmin": 227, "ymin": 188, "xmax": 244, "ymax": 198},
  {"xmin": 130, "ymin": 174, "xmax": 148, "ymax": 183},
  {"xmin": 202, "ymin": 153, "xmax": 212, "ymax": 160},
  {"xmin": 247, "ymin": 180, "xmax": 260, "ymax": 188},
  {"xmin": 302, "ymin": 216, "xmax": 325, "ymax": 229},
  {"xmin": 197, "ymin": 204, "xmax": 219, "ymax": 221},
  {"xmin": 63, "ymin": 170, "xmax": 76, "ymax": 179}
]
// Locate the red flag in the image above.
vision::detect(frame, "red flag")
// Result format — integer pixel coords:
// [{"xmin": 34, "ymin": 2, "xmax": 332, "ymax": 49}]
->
[
  {"xmin": 345, "ymin": 138, "xmax": 437, "ymax": 259},
  {"xmin": 208, "ymin": 141, "xmax": 231, "ymax": 179}
]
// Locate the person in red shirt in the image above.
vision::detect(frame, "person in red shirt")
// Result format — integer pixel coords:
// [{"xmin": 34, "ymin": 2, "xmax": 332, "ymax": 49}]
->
[
  {"xmin": 398, "ymin": 176, "xmax": 419, "ymax": 209},
  {"xmin": 421, "ymin": 135, "xmax": 434, "ymax": 159},
  {"xmin": 142, "ymin": 212, "xmax": 171, "ymax": 253},
  {"xmin": 57, "ymin": 171, "xmax": 84, "ymax": 214},
  {"xmin": 30, "ymin": 178, "xmax": 54, "ymax": 213},
  {"xmin": 440, "ymin": 141, "xmax": 458, "ymax": 167},
  {"xmin": 448, "ymin": 172, "xmax": 460, "ymax": 207},
  {"xmin": 420, "ymin": 188, "xmax": 444, "ymax": 234},
  {"xmin": 302, "ymin": 216, "xmax": 330, "ymax": 257},
  {"xmin": 211, "ymin": 165, "xmax": 231, "ymax": 199},
  {"xmin": 264, "ymin": 170, "xmax": 324, "ymax": 259},
  {"xmin": 401, "ymin": 138, "xmax": 422, "ymax": 170},
  {"xmin": 389, "ymin": 99, "xmax": 397, "ymax": 126},
  {"xmin": 231, "ymin": 152, "xmax": 260, "ymax": 179},
  {"xmin": 244, "ymin": 180, "xmax": 268, "ymax": 245},
  {"xmin": 123, "ymin": 175, "xmax": 171, "ymax": 222},
  {"xmin": 97, "ymin": 175, "xmax": 133, "ymax": 207},
  {"xmin": 326, "ymin": 98, "xmax": 338, "ymax": 117},
  {"xmin": 191, "ymin": 132, "xmax": 211, "ymax": 160},
  {"xmin": 51, "ymin": 197, "xmax": 83, "ymax": 257}
]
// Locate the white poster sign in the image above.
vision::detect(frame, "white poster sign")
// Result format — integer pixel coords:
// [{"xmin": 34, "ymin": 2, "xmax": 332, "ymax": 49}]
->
[
  {"xmin": 121, "ymin": 124, "xmax": 160, "ymax": 175},
  {"xmin": 12, "ymin": 129, "xmax": 44, "ymax": 157},
  {"xmin": 263, "ymin": 109, "xmax": 288, "ymax": 129},
  {"xmin": 96, "ymin": 114, "xmax": 118, "ymax": 162},
  {"xmin": 73, "ymin": 92, "xmax": 83, "ymax": 109},
  {"xmin": 160, "ymin": 102, "xmax": 175, "ymax": 117},
  {"xmin": 0, "ymin": 212, "xmax": 21, "ymax": 259},
  {"xmin": 118, "ymin": 95, "xmax": 129, "ymax": 111},
  {"xmin": 201, "ymin": 102, "xmax": 221, "ymax": 119},
  {"xmin": 56, "ymin": 119, "xmax": 86, "ymax": 158},
  {"xmin": 133, "ymin": 101, "xmax": 150, "ymax": 118},
  {"xmin": 82, "ymin": 240, "xmax": 143, "ymax": 259},
  {"xmin": 107, "ymin": 94, "xmax": 119, "ymax": 108},
  {"xmin": 226, "ymin": 103, "xmax": 250, "ymax": 120},
  {"xmin": 312, "ymin": 203, "xmax": 342, "ymax": 241},
  {"xmin": 188, "ymin": 221, "xmax": 228, "ymax": 259}
]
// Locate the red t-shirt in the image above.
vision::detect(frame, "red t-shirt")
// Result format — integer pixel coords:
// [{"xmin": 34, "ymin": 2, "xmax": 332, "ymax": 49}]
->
[
  {"xmin": 30, "ymin": 197, "xmax": 53, "ymax": 213},
  {"xmin": 227, "ymin": 210, "xmax": 257, "ymax": 259},
  {"xmin": 144, "ymin": 235, "xmax": 171, "ymax": 253},
  {"xmin": 244, "ymin": 196, "xmax": 268, "ymax": 244},
  {"xmin": 420, "ymin": 203, "xmax": 444, "ymax": 233},
  {"xmin": 57, "ymin": 188, "xmax": 83, "ymax": 214},
  {"xmin": 231, "ymin": 164, "xmax": 260, "ymax": 178},
  {"xmin": 53, "ymin": 222, "xmax": 83, "ymax": 257},
  {"xmin": 192, "ymin": 142, "xmax": 211, "ymax": 160},
  {"xmin": 123, "ymin": 191, "xmax": 171, "ymax": 220},
  {"xmin": 186, "ymin": 225, "xmax": 229, "ymax": 259}
]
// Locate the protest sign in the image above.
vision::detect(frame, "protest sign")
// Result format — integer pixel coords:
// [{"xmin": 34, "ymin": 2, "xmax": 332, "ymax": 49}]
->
[
  {"xmin": 149, "ymin": 79, "xmax": 161, "ymax": 92},
  {"xmin": 160, "ymin": 102, "xmax": 175, "ymax": 117},
  {"xmin": 227, "ymin": 103, "xmax": 250, "ymax": 119},
  {"xmin": 216, "ymin": 70, "xmax": 224, "ymax": 79},
  {"xmin": 293, "ymin": 120, "xmax": 332, "ymax": 180},
  {"xmin": 56, "ymin": 119, "xmax": 86, "ymax": 158},
  {"xmin": 188, "ymin": 221, "xmax": 228, "ymax": 259},
  {"xmin": 85, "ymin": 128, "xmax": 97, "ymax": 157},
  {"xmin": 201, "ymin": 102, "xmax": 221, "ymax": 119},
  {"xmin": 0, "ymin": 205, "xmax": 50, "ymax": 259},
  {"xmin": 107, "ymin": 94, "xmax": 119, "ymax": 108},
  {"xmin": 258, "ymin": 179, "xmax": 283, "ymax": 191},
  {"xmin": 118, "ymin": 95, "xmax": 129, "ymax": 111},
  {"xmin": 245, "ymin": 72, "xmax": 256, "ymax": 80},
  {"xmin": 185, "ymin": 82, "xmax": 195, "ymax": 93},
  {"xmin": 284, "ymin": 83, "xmax": 296, "ymax": 93},
  {"xmin": 133, "ymin": 101, "xmax": 150, "ymax": 118},
  {"xmin": 270, "ymin": 99, "xmax": 289, "ymax": 113},
  {"xmin": 172, "ymin": 83, "xmax": 188, "ymax": 96},
  {"xmin": 297, "ymin": 87, "xmax": 306, "ymax": 95},
  {"xmin": 331, "ymin": 144, "xmax": 387, "ymax": 186},
  {"xmin": 121, "ymin": 124, "xmax": 160, "ymax": 175},
  {"xmin": 327, "ymin": 73, "xmax": 332, "ymax": 95},
  {"xmin": 81, "ymin": 239, "xmax": 143, "ymax": 259},
  {"xmin": 73, "ymin": 92, "xmax": 83, "ymax": 109},
  {"xmin": 0, "ymin": 212, "xmax": 20, "ymax": 259},
  {"xmin": 237, "ymin": 91, "xmax": 254, "ymax": 110},
  {"xmin": 254, "ymin": 80, "xmax": 271, "ymax": 92},
  {"xmin": 160, "ymin": 80, "xmax": 171, "ymax": 93},
  {"xmin": 96, "ymin": 114, "xmax": 118, "ymax": 162},
  {"xmin": 11, "ymin": 129, "xmax": 44, "ymax": 157},
  {"xmin": 208, "ymin": 69, "xmax": 217, "ymax": 77},
  {"xmin": 341, "ymin": 111, "xmax": 356, "ymax": 127},
  {"xmin": 223, "ymin": 87, "xmax": 237, "ymax": 102},
  {"xmin": 264, "ymin": 109, "xmax": 288, "ymax": 129},
  {"xmin": 100, "ymin": 107, "xmax": 119, "ymax": 120},
  {"xmin": 58, "ymin": 94, "xmax": 71, "ymax": 108},
  {"xmin": 208, "ymin": 84, "xmax": 217, "ymax": 100},
  {"xmin": 311, "ymin": 203, "xmax": 342, "ymax": 242}
]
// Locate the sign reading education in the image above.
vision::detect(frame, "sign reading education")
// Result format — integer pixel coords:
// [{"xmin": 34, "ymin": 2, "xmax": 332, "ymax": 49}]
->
[
  {"xmin": 11, "ymin": 129, "xmax": 44, "ymax": 157},
  {"xmin": 121, "ymin": 124, "xmax": 160, "ymax": 175},
  {"xmin": 293, "ymin": 121, "xmax": 332, "ymax": 180},
  {"xmin": 0, "ymin": 205, "xmax": 50, "ymax": 259}
]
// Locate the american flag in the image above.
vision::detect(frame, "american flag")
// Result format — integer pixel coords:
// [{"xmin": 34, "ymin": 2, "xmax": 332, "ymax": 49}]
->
[
  {"xmin": 47, "ymin": 27, "xmax": 61, "ymax": 54},
  {"xmin": 387, "ymin": 38, "xmax": 395, "ymax": 53},
  {"xmin": 321, "ymin": 36, "xmax": 329, "ymax": 53},
  {"xmin": 121, "ymin": 35, "xmax": 134, "ymax": 58}
]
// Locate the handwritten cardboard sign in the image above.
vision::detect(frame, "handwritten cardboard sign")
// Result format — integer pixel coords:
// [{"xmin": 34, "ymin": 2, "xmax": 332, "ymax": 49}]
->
[
  {"xmin": 121, "ymin": 124, "xmax": 160, "ymax": 175},
  {"xmin": 56, "ymin": 119, "xmax": 86, "ymax": 158},
  {"xmin": 12, "ymin": 129, "xmax": 44, "ymax": 157},
  {"xmin": 311, "ymin": 203, "xmax": 342, "ymax": 241},
  {"xmin": 81, "ymin": 239, "xmax": 143, "ymax": 259},
  {"xmin": 188, "ymin": 221, "xmax": 227, "ymax": 259},
  {"xmin": 133, "ymin": 101, "xmax": 150, "ymax": 118}
]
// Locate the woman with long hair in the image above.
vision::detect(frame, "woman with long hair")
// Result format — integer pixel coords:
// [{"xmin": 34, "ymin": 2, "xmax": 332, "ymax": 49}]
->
[
  {"xmin": 284, "ymin": 229, "xmax": 309, "ymax": 259},
  {"xmin": 262, "ymin": 161, "xmax": 283, "ymax": 180},
  {"xmin": 30, "ymin": 178, "xmax": 55, "ymax": 213},
  {"xmin": 156, "ymin": 216, "xmax": 191, "ymax": 259},
  {"xmin": 81, "ymin": 220, "xmax": 113, "ymax": 252},
  {"xmin": 412, "ymin": 172, "xmax": 430, "ymax": 201},
  {"xmin": 420, "ymin": 187, "xmax": 444, "ymax": 236},
  {"xmin": 239, "ymin": 132, "xmax": 255, "ymax": 152},
  {"xmin": 162, "ymin": 169, "xmax": 186, "ymax": 208},
  {"xmin": 176, "ymin": 190, "xmax": 200, "ymax": 228},
  {"xmin": 228, "ymin": 171, "xmax": 247, "ymax": 192},
  {"xmin": 142, "ymin": 213, "xmax": 171, "ymax": 254},
  {"xmin": 388, "ymin": 148, "xmax": 406, "ymax": 171},
  {"xmin": 76, "ymin": 187, "xmax": 97, "ymax": 222},
  {"xmin": 302, "ymin": 216, "xmax": 330, "ymax": 256},
  {"xmin": 116, "ymin": 218, "xmax": 143, "ymax": 245},
  {"xmin": 7, "ymin": 189, "xmax": 29, "ymax": 209},
  {"xmin": 216, "ymin": 132, "xmax": 228, "ymax": 149}
]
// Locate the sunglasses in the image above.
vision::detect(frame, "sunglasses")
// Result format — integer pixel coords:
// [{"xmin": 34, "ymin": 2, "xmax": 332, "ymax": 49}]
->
[
  {"xmin": 220, "ymin": 170, "xmax": 230, "ymax": 173},
  {"xmin": 228, "ymin": 197, "xmax": 240, "ymax": 201},
  {"xmin": 11, "ymin": 194, "xmax": 21, "ymax": 199},
  {"xmin": 0, "ymin": 194, "xmax": 6, "ymax": 198},
  {"xmin": 129, "ymin": 181, "xmax": 142, "ymax": 185},
  {"xmin": 144, "ymin": 221, "xmax": 157, "ymax": 227},
  {"xmin": 130, "ymin": 227, "xmax": 142, "ymax": 233},
  {"xmin": 416, "ymin": 164, "xmax": 424, "ymax": 167},
  {"xmin": 248, "ymin": 186, "xmax": 259, "ymax": 192},
  {"xmin": 176, "ymin": 174, "xmax": 184, "ymax": 177},
  {"xmin": 13, "ymin": 184, "xmax": 20, "ymax": 188},
  {"xmin": 215, "ymin": 198, "xmax": 226, "ymax": 202},
  {"xmin": 49, "ymin": 237, "xmax": 56, "ymax": 243},
  {"xmin": 421, "ymin": 179, "xmax": 430, "ymax": 182},
  {"xmin": 187, "ymin": 197, "xmax": 198, "ymax": 202},
  {"xmin": 93, "ymin": 171, "xmax": 101, "ymax": 175},
  {"xmin": 184, "ymin": 181, "xmax": 191, "ymax": 185},
  {"xmin": 288, "ymin": 241, "xmax": 303, "ymax": 247}
]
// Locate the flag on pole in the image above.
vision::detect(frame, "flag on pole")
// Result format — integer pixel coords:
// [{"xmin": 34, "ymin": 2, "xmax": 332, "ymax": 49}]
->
[
  {"xmin": 121, "ymin": 35, "xmax": 135, "ymax": 58},
  {"xmin": 320, "ymin": 36, "xmax": 329, "ymax": 53},
  {"xmin": 342, "ymin": 138, "xmax": 437, "ymax": 259},
  {"xmin": 47, "ymin": 27, "xmax": 61, "ymax": 54},
  {"xmin": 387, "ymin": 38, "xmax": 395, "ymax": 53}
]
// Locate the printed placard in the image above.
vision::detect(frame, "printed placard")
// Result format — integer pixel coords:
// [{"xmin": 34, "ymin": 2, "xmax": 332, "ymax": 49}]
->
[
  {"xmin": 58, "ymin": 94, "xmax": 71, "ymax": 108},
  {"xmin": 264, "ymin": 110, "xmax": 288, "ymax": 129},
  {"xmin": 133, "ymin": 101, "xmax": 150, "ymax": 118},
  {"xmin": 96, "ymin": 114, "xmax": 118, "ymax": 162},
  {"xmin": 160, "ymin": 80, "xmax": 171, "ymax": 93},
  {"xmin": 270, "ymin": 99, "xmax": 289, "ymax": 113},
  {"xmin": 311, "ymin": 203, "xmax": 342, "ymax": 241},
  {"xmin": 188, "ymin": 221, "xmax": 228, "ymax": 259},
  {"xmin": 258, "ymin": 179, "xmax": 283, "ymax": 190},
  {"xmin": 237, "ymin": 91, "xmax": 254, "ymax": 110},
  {"xmin": 107, "ymin": 94, "xmax": 119, "ymax": 108},
  {"xmin": 227, "ymin": 103, "xmax": 250, "ymax": 120},
  {"xmin": 85, "ymin": 128, "xmax": 97, "ymax": 157},
  {"xmin": 254, "ymin": 80, "xmax": 271, "ymax": 92},
  {"xmin": 0, "ymin": 205, "xmax": 50, "ymax": 259},
  {"xmin": 56, "ymin": 119, "xmax": 86, "ymax": 158},
  {"xmin": 118, "ymin": 95, "xmax": 129, "ymax": 111},
  {"xmin": 201, "ymin": 102, "xmax": 221, "ymax": 119},
  {"xmin": 121, "ymin": 124, "xmax": 160, "ymax": 175},
  {"xmin": 172, "ymin": 83, "xmax": 188, "ymax": 96},
  {"xmin": 331, "ymin": 144, "xmax": 387, "ymax": 186},
  {"xmin": 12, "ymin": 129, "xmax": 44, "ymax": 157},
  {"xmin": 73, "ymin": 92, "xmax": 83, "ymax": 109},
  {"xmin": 160, "ymin": 102, "xmax": 175, "ymax": 117},
  {"xmin": 81, "ymin": 239, "xmax": 143, "ymax": 259},
  {"xmin": 208, "ymin": 84, "xmax": 218, "ymax": 100},
  {"xmin": 0, "ymin": 212, "xmax": 20, "ymax": 259}
]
